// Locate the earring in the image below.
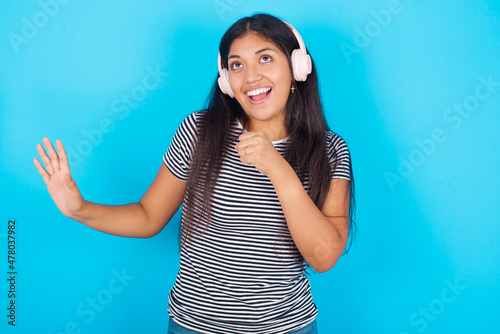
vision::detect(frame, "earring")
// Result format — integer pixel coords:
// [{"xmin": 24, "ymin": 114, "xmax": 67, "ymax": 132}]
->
[{"xmin": 291, "ymin": 85, "xmax": 295, "ymax": 94}]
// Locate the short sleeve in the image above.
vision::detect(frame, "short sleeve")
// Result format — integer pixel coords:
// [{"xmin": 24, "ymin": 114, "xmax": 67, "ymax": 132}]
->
[
  {"xmin": 326, "ymin": 132, "xmax": 352, "ymax": 181},
  {"xmin": 163, "ymin": 112, "xmax": 199, "ymax": 182}
]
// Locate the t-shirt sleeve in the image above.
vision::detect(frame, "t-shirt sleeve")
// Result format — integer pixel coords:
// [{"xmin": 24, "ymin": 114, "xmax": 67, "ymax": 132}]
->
[
  {"xmin": 163, "ymin": 112, "xmax": 199, "ymax": 182},
  {"xmin": 327, "ymin": 132, "xmax": 352, "ymax": 181}
]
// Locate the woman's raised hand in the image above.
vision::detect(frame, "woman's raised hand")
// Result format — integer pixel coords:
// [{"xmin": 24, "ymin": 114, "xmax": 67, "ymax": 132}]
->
[{"xmin": 33, "ymin": 137, "xmax": 85, "ymax": 218}]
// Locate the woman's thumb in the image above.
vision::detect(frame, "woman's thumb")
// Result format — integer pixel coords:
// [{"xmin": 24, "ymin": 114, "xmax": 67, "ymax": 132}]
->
[{"xmin": 64, "ymin": 173, "xmax": 75, "ymax": 188}]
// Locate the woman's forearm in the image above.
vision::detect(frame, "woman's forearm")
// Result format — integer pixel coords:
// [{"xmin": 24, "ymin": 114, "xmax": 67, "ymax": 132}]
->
[
  {"xmin": 269, "ymin": 162, "xmax": 347, "ymax": 272},
  {"xmin": 71, "ymin": 201, "xmax": 154, "ymax": 238}
]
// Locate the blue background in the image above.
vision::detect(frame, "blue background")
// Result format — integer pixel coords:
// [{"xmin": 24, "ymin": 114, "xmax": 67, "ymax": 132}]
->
[{"xmin": 1, "ymin": 0, "xmax": 499, "ymax": 333}]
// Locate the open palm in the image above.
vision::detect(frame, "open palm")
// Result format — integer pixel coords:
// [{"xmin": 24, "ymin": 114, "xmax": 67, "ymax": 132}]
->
[{"xmin": 33, "ymin": 137, "xmax": 85, "ymax": 218}]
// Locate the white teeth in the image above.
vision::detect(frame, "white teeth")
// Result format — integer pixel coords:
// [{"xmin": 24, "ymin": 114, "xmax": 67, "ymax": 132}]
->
[{"xmin": 246, "ymin": 87, "xmax": 271, "ymax": 96}]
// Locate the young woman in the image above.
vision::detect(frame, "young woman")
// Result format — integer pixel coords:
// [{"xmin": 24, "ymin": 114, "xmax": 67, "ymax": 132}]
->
[{"xmin": 34, "ymin": 13, "xmax": 356, "ymax": 334}]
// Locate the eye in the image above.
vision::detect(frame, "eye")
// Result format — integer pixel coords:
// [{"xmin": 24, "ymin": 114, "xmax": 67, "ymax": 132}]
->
[
  {"xmin": 261, "ymin": 55, "xmax": 272, "ymax": 63},
  {"xmin": 230, "ymin": 62, "xmax": 242, "ymax": 70}
]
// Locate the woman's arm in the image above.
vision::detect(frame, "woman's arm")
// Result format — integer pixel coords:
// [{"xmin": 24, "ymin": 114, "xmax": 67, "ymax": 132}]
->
[
  {"xmin": 235, "ymin": 132, "xmax": 350, "ymax": 272},
  {"xmin": 34, "ymin": 137, "xmax": 186, "ymax": 238},
  {"xmin": 269, "ymin": 163, "xmax": 349, "ymax": 273}
]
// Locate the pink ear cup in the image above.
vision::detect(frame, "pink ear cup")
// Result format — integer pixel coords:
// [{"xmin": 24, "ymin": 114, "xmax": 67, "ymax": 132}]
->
[
  {"xmin": 218, "ymin": 68, "xmax": 234, "ymax": 97},
  {"xmin": 217, "ymin": 20, "xmax": 311, "ymax": 97},
  {"xmin": 291, "ymin": 48, "xmax": 312, "ymax": 82},
  {"xmin": 286, "ymin": 21, "xmax": 312, "ymax": 82},
  {"xmin": 217, "ymin": 53, "xmax": 234, "ymax": 97}
]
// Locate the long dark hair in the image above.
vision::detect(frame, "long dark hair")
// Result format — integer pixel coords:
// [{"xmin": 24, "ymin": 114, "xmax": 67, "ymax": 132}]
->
[{"xmin": 180, "ymin": 13, "xmax": 356, "ymax": 269}]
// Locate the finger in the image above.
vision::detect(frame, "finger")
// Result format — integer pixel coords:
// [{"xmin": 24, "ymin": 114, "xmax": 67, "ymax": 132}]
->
[
  {"xmin": 33, "ymin": 157, "xmax": 50, "ymax": 185},
  {"xmin": 234, "ymin": 141, "xmax": 246, "ymax": 155},
  {"xmin": 235, "ymin": 143, "xmax": 254, "ymax": 157},
  {"xmin": 236, "ymin": 135, "xmax": 257, "ymax": 150},
  {"xmin": 43, "ymin": 137, "xmax": 61, "ymax": 170},
  {"xmin": 55, "ymin": 139, "xmax": 71, "ymax": 172},
  {"xmin": 238, "ymin": 151, "xmax": 254, "ymax": 166},
  {"xmin": 239, "ymin": 130, "xmax": 271, "ymax": 140},
  {"xmin": 238, "ymin": 133, "xmax": 270, "ymax": 149},
  {"xmin": 239, "ymin": 145, "xmax": 248, "ymax": 157},
  {"xmin": 238, "ymin": 132, "xmax": 258, "ymax": 141},
  {"xmin": 36, "ymin": 143, "xmax": 56, "ymax": 175}
]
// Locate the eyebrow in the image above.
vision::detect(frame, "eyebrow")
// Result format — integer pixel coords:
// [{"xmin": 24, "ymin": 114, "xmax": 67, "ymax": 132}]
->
[{"xmin": 228, "ymin": 47, "xmax": 277, "ymax": 60}]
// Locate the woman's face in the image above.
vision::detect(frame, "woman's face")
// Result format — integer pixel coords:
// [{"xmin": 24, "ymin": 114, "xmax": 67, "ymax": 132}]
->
[{"xmin": 227, "ymin": 32, "xmax": 293, "ymax": 134}]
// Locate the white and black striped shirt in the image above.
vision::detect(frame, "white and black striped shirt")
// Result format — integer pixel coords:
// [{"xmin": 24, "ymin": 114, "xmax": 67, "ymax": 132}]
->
[{"xmin": 163, "ymin": 111, "xmax": 351, "ymax": 334}]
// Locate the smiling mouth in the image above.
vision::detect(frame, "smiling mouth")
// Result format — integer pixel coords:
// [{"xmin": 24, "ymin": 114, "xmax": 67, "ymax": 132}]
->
[{"xmin": 246, "ymin": 87, "xmax": 272, "ymax": 102}]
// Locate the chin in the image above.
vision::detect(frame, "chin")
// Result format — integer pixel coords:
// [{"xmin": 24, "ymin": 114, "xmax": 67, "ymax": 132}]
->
[{"xmin": 245, "ymin": 110, "xmax": 285, "ymax": 123}]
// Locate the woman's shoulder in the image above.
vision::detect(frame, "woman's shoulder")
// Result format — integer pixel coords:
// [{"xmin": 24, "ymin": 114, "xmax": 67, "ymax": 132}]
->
[
  {"xmin": 325, "ymin": 130, "xmax": 351, "ymax": 179},
  {"xmin": 182, "ymin": 110, "xmax": 206, "ymax": 123},
  {"xmin": 176, "ymin": 110, "xmax": 208, "ymax": 132},
  {"xmin": 325, "ymin": 130, "xmax": 350, "ymax": 152}
]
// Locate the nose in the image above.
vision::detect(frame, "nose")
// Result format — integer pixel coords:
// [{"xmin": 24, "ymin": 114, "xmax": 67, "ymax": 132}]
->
[{"xmin": 244, "ymin": 63, "xmax": 263, "ymax": 83}]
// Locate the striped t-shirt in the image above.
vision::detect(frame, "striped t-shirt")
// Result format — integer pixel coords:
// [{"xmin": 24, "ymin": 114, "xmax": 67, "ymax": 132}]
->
[{"xmin": 163, "ymin": 111, "xmax": 351, "ymax": 334}]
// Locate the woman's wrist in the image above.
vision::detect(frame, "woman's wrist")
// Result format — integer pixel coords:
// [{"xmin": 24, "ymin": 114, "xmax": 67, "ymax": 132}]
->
[
  {"xmin": 268, "ymin": 158, "xmax": 301, "ymax": 192},
  {"xmin": 69, "ymin": 199, "xmax": 89, "ymax": 222}
]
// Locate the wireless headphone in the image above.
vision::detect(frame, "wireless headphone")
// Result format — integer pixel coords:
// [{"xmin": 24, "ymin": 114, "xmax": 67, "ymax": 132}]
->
[{"xmin": 217, "ymin": 20, "xmax": 312, "ymax": 98}]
